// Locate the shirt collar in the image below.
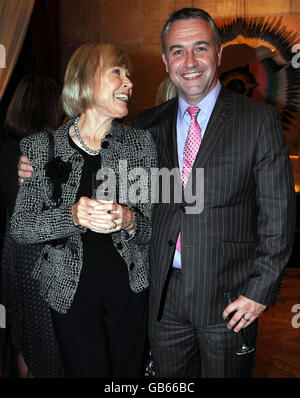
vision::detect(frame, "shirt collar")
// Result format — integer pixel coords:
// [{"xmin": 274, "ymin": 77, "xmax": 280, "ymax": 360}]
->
[{"xmin": 178, "ymin": 80, "xmax": 222, "ymax": 121}]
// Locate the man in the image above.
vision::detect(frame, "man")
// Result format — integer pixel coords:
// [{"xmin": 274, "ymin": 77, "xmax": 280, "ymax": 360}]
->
[
  {"xmin": 18, "ymin": 8, "xmax": 295, "ymax": 378},
  {"xmin": 132, "ymin": 8, "xmax": 296, "ymax": 377}
]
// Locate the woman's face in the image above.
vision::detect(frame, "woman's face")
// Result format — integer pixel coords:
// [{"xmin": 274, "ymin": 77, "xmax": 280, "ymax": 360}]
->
[{"xmin": 93, "ymin": 65, "xmax": 133, "ymax": 119}]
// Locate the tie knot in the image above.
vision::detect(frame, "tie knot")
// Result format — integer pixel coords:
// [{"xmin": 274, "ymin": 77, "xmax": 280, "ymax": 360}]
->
[{"xmin": 187, "ymin": 106, "xmax": 200, "ymax": 120}]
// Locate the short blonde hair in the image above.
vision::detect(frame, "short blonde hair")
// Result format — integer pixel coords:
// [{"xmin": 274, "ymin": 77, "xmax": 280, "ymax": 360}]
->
[{"xmin": 62, "ymin": 43, "xmax": 132, "ymax": 116}]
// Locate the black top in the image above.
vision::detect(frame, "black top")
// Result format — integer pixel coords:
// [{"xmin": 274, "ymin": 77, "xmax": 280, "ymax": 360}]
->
[
  {"xmin": 68, "ymin": 134, "xmax": 126, "ymax": 274},
  {"xmin": 0, "ymin": 139, "xmax": 21, "ymax": 217}
]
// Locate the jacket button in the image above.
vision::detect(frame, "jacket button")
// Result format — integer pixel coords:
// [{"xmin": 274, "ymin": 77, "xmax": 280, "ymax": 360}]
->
[
  {"xmin": 168, "ymin": 240, "xmax": 174, "ymax": 246},
  {"xmin": 129, "ymin": 263, "xmax": 134, "ymax": 271},
  {"xmin": 102, "ymin": 141, "xmax": 109, "ymax": 149},
  {"xmin": 43, "ymin": 252, "xmax": 48, "ymax": 260},
  {"xmin": 116, "ymin": 242, "xmax": 123, "ymax": 250}
]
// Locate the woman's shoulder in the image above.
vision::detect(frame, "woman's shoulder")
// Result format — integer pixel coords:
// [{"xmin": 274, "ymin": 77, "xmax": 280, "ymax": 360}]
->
[
  {"xmin": 20, "ymin": 131, "xmax": 49, "ymax": 153},
  {"xmin": 18, "ymin": 132, "xmax": 50, "ymax": 171},
  {"xmin": 120, "ymin": 123, "xmax": 155, "ymax": 145},
  {"xmin": 118, "ymin": 123, "xmax": 157, "ymax": 165},
  {"xmin": 20, "ymin": 118, "xmax": 74, "ymax": 157}
]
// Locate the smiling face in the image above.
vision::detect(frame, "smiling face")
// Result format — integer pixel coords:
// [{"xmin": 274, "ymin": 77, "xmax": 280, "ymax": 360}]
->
[
  {"xmin": 162, "ymin": 18, "xmax": 222, "ymax": 105},
  {"xmin": 92, "ymin": 65, "xmax": 133, "ymax": 119}
]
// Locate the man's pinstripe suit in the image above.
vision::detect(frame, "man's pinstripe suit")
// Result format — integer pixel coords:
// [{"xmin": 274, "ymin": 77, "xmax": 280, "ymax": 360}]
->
[{"xmin": 133, "ymin": 87, "xmax": 296, "ymax": 377}]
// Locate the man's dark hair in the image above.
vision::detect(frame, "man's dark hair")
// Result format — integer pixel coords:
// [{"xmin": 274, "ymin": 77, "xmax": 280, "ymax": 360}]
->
[{"xmin": 161, "ymin": 8, "xmax": 221, "ymax": 55}]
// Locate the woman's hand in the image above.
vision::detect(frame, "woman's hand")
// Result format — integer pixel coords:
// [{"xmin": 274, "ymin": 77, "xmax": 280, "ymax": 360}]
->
[
  {"xmin": 72, "ymin": 197, "xmax": 101, "ymax": 228},
  {"xmin": 89, "ymin": 202, "xmax": 135, "ymax": 234}
]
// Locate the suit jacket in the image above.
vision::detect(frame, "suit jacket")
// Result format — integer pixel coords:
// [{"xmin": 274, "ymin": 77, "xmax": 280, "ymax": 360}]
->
[
  {"xmin": 10, "ymin": 117, "xmax": 158, "ymax": 314},
  {"xmin": 133, "ymin": 87, "xmax": 296, "ymax": 326}
]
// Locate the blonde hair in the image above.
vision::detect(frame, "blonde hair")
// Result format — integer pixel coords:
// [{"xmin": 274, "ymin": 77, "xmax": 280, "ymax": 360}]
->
[
  {"xmin": 62, "ymin": 43, "xmax": 132, "ymax": 116},
  {"xmin": 155, "ymin": 77, "xmax": 177, "ymax": 105}
]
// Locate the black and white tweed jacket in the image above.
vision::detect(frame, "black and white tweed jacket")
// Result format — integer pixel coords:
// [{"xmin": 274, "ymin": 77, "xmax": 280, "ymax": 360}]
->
[{"xmin": 10, "ymin": 117, "xmax": 158, "ymax": 314}]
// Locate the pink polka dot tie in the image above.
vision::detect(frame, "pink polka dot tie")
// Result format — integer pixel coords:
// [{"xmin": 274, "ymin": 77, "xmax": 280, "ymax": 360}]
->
[{"xmin": 176, "ymin": 106, "xmax": 201, "ymax": 253}]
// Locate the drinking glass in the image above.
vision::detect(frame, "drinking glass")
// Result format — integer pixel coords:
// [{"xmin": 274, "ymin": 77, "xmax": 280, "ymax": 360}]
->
[{"xmin": 224, "ymin": 292, "xmax": 255, "ymax": 355}]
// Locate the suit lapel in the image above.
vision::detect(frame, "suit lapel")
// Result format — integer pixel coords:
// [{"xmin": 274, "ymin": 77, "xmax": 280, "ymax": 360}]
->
[
  {"xmin": 154, "ymin": 89, "xmax": 233, "ymax": 195},
  {"xmin": 188, "ymin": 88, "xmax": 233, "ymax": 187},
  {"xmin": 158, "ymin": 98, "xmax": 179, "ymax": 170},
  {"xmin": 154, "ymin": 98, "xmax": 183, "ymax": 197}
]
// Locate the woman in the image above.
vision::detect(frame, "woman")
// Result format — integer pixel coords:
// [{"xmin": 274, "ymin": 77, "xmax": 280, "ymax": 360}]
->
[
  {"xmin": 0, "ymin": 75, "xmax": 64, "ymax": 377},
  {"xmin": 10, "ymin": 43, "xmax": 157, "ymax": 378}
]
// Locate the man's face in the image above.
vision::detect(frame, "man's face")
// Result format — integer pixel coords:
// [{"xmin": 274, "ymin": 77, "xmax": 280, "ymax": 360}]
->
[{"xmin": 162, "ymin": 18, "xmax": 222, "ymax": 105}]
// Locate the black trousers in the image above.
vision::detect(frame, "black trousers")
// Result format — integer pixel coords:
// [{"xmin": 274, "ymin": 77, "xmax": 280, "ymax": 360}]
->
[
  {"xmin": 149, "ymin": 269, "xmax": 257, "ymax": 378},
  {"xmin": 51, "ymin": 271, "xmax": 148, "ymax": 378}
]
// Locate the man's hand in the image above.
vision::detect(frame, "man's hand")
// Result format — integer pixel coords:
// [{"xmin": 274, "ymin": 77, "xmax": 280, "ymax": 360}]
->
[
  {"xmin": 18, "ymin": 155, "xmax": 33, "ymax": 183},
  {"xmin": 222, "ymin": 295, "xmax": 266, "ymax": 332}
]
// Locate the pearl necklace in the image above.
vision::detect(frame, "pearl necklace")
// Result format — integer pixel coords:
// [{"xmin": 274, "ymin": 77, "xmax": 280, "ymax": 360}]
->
[{"xmin": 73, "ymin": 116, "xmax": 101, "ymax": 155}]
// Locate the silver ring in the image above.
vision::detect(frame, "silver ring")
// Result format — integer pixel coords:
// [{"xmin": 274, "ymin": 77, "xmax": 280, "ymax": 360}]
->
[{"xmin": 242, "ymin": 314, "xmax": 250, "ymax": 322}]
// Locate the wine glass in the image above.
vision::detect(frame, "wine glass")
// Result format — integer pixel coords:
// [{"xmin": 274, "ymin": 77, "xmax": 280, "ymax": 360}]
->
[{"xmin": 224, "ymin": 292, "xmax": 255, "ymax": 356}]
